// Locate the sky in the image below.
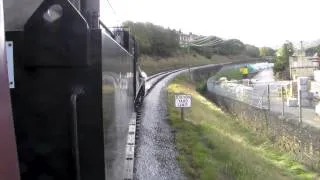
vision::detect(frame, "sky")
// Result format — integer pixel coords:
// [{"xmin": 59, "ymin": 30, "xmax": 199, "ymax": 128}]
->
[{"xmin": 100, "ymin": 0, "xmax": 320, "ymax": 48}]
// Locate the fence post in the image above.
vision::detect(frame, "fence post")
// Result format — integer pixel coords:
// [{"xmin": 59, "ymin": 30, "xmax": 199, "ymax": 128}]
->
[
  {"xmin": 282, "ymin": 87, "xmax": 285, "ymax": 116},
  {"xmin": 267, "ymin": 84, "xmax": 270, "ymax": 112},
  {"xmin": 266, "ymin": 84, "xmax": 270, "ymax": 132},
  {"xmin": 181, "ymin": 107, "xmax": 184, "ymax": 121},
  {"xmin": 299, "ymin": 90, "xmax": 302, "ymax": 123}
]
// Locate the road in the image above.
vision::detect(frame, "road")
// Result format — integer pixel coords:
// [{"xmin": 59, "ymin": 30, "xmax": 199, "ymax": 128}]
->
[
  {"xmin": 252, "ymin": 68, "xmax": 274, "ymax": 82},
  {"xmin": 252, "ymin": 68, "xmax": 320, "ymax": 128}
]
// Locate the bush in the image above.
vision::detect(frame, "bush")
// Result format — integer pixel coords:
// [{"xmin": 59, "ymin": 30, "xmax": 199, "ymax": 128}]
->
[
  {"xmin": 205, "ymin": 54, "xmax": 212, "ymax": 59},
  {"xmin": 273, "ymin": 61, "xmax": 285, "ymax": 75},
  {"xmin": 123, "ymin": 21, "xmax": 180, "ymax": 57}
]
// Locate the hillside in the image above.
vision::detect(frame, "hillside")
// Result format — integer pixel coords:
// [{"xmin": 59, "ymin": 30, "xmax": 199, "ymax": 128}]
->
[
  {"xmin": 167, "ymin": 75, "xmax": 319, "ymax": 180},
  {"xmin": 121, "ymin": 21, "xmax": 267, "ymax": 74},
  {"xmin": 140, "ymin": 53, "xmax": 261, "ymax": 75}
]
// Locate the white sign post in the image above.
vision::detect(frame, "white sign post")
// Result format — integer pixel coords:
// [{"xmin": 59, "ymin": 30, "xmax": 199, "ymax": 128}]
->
[{"xmin": 175, "ymin": 94, "xmax": 192, "ymax": 120}]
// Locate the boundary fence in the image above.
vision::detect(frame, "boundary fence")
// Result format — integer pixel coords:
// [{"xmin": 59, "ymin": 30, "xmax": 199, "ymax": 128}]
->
[{"xmin": 206, "ymin": 76, "xmax": 320, "ymax": 170}]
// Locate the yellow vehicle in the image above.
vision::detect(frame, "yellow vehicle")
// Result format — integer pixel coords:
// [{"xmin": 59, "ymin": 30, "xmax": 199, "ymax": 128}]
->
[{"xmin": 240, "ymin": 66, "xmax": 249, "ymax": 78}]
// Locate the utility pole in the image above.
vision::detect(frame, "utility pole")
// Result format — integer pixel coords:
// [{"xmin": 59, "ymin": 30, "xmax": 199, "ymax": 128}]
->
[
  {"xmin": 187, "ymin": 38, "xmax": 190, "ymax": 54},
  {"xmin": 300, "ymin": 41, "xmax": 304, "ymax": 52}
]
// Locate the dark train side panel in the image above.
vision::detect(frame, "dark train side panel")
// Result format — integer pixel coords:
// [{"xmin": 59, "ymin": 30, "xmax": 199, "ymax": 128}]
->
[
  {"xmin": 4, "ymin": 0, "xmax": 136, "ymax": 179},
  {"xmin": 101, "ymin": 29, "xmax": 134, "ymax": 179}
]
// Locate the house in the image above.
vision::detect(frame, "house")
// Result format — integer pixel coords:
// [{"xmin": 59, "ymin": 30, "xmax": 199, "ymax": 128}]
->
[
  {"xmin": 179, "ymin": 32, "xmax": 200, "ymax": 47},
  {"xmin": 289, "ymin": 49, "xmax": 319, "ymax": 80}
]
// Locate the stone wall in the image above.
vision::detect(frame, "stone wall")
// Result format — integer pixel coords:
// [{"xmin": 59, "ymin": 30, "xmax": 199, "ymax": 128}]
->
[
  {"xmin": 206, "ymin": 92, "xmax": 320, "ymax": 170},
  {"xmin": 191, "ymin": 65, "xmax": 223, "ymax": 81}
]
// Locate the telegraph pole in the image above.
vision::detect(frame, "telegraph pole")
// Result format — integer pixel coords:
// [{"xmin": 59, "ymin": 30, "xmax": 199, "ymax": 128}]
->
[{"xmin": 187, "ymin": 38, "xmax": 190, "ymax": 54}]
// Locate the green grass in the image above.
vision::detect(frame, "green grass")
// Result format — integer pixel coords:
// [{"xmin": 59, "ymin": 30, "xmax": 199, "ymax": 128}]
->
[
  {"xmin": 167, "ymin": 75, "xmax": 319, "ymax": 180},
  {"xmin": 215, "ymin": 68, "xmax": 243, "ymax": 80}
]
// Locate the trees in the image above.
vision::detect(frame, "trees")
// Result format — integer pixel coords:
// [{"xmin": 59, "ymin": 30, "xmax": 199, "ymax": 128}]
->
[
  {"xmin": 276, "ymin": 42, "xmax": 293, "ymax": 65},
  {"xmin": 122, "ymin": 21, "xmax": 261, "ymax": 59},
  {"xmin": 215, "ymin": 39, "xmax": 245, "ymax": 55},
  {"xmin": 306, "ymin": 45, "xmax": 320, "ymax": 56},
  {"xmin": 285, "ymin": 41, "xmax": 294, "ymax": 56},
  {"xmin": 244, "ymin": 44, "xmax": 260, "ymax": 57},
  {"xmin": 123, "ymin": 21, "xmax": 180, "ymax": 57},
  {"xmin": 259, "ymin": 47, "xmax": 275, "ymax": 57},
  {"xmin": 273, "ymin": 41, "xmax": 293, "ymax": 78}
]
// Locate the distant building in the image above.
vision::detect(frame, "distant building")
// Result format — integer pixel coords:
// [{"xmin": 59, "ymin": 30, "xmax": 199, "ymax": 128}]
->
[
  {"xmin": 289, "ymin": 49, "xmax": 319, "ymax": 80},
  {"xmin": 179, "ymin": 32, "xmax": 200, "ymax": 47}
]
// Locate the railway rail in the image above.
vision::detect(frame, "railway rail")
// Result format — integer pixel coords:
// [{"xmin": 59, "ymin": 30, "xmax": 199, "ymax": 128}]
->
[
  {"xmin": 123, "ymin": 63, "xmax": 227, "ymax": 180},
  {"xmin": 123, "ymin": 67, "xmax": 187, "ymax": 180},
  {"xmin": 145, "ymin": 68, "xmax": 187, "ymax": 95}
]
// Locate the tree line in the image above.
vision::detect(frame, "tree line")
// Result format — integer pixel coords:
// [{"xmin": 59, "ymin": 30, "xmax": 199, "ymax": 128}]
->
[
  {"xmin": 306, "ymin": 45, "xmax": 320, "ymax": 56},
  {"xmin": 123, "ymin": 21, "xmax": 180, "ymax": 57},
  {"xmin": 272, "ymin": 42, "xmax": 294, "ymax": 79},
  {"xmin": 123, "ymin": 21, "xmax": 275, "ymax": 59}
]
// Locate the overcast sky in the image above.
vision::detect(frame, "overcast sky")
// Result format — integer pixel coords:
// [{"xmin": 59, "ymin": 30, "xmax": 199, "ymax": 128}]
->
[{"xmin": 101, "ymin": 0, "xmax": 320, "ymax": 48}]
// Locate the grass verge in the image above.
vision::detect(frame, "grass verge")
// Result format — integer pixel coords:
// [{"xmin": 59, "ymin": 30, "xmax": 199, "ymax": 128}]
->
[
  {"xmin": 167, "ymin": 75, "xmax": 319, "ymax": 180},
  {"xmin": 215, "ymin": 68, "xmax": 243, "ymax": 80}
]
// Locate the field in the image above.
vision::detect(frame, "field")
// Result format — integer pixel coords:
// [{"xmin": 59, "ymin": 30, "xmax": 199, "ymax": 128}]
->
[{"xmin": 166, "ymin": 75, "xmax": 319, "ymax": 180}]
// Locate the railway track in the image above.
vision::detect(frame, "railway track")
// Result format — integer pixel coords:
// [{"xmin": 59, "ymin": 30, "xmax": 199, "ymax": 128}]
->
[
  {"xmin": 145, "ymin": 68, "xmax": 187, "ymax": 96},
  {"xmin": 124, "ymin": 63, "xmax": 228, "ymax": 180},
  {"xmin": 123, "ymin": 67, "xmax": 187, "ymax": 180}
]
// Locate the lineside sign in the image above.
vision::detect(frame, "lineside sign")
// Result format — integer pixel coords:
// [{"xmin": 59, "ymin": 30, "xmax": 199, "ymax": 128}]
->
[{"xmin": 175, "ymin": 94, "xmax": 192, "ymax": 108}]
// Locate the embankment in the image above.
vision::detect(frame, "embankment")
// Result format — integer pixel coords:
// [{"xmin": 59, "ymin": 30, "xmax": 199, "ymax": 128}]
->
[
  {"xmin": 206, "ymin": 91, "xmax": 320, "ymax": 171},
  {"xmin": 166, "ymin": 75, "xmax": 319, "ymax": 180},
  {"xmin": 140, "ymin": 53, "xmax": 262, "ymax": 75}
]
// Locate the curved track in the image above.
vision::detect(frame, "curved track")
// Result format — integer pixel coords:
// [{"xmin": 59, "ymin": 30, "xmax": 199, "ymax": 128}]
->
[
  {"xmin": 123, "ymin": 68, "xmax": 187, "ymax": 180},
  {"xmin": 134, "ymin": 69, "xmax": 188, "ymax": 180},
  {"xmin": 124, "ymin": 64, "xmax": 226, "ymax": 180},
  {"xmin": 145, "ymin": 68, "xmax": 186, "ymax": 96}
]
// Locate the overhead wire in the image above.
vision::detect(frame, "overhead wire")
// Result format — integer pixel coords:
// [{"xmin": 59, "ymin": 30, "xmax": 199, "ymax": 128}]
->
[
  {"xmin": 180, "ymin": 33, "xmax": 225, "ymax": 48},
  {"xmin": 190, "ymin": 38, "xmax": 213, "ymax": 46},
  {"xmin": 189, "ymin": 42, "xmax": 222, "ymax": 47},
  {"xmin": 190, "ymin": 36, "xmax": 212, "ymax": 43},
  {"xmin": 103, "ymin": 0, "xmax": 122, "ymax": 27},
  {"xmin": 192, "ymin": 39, "xmax": 223, "ymax": 46},
  {"xmin": 189, "ymin": 39, "xmax": 223, "ymax": 47},
  {"xmin": 106, "ymin": 0, "xmax": 117, "ymax": 18},
  {"xmin": 191, "ymin": 35, "xmax": 219, "ymax": 42}
]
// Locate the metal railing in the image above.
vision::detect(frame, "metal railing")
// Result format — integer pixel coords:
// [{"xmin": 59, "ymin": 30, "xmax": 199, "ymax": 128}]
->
[
  {"xmin": 207, "ymin": 77, "xmax": 319, "ymax": 128},
  {"xmin": 207, "ymin": 78, "xmax": 269, "ymax": 109}
]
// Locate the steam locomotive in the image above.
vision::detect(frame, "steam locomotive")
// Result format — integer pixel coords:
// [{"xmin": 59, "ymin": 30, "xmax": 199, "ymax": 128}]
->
[{"xmin": 2, "ymin": 0, "xmax": 146, "ymax": 179}]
